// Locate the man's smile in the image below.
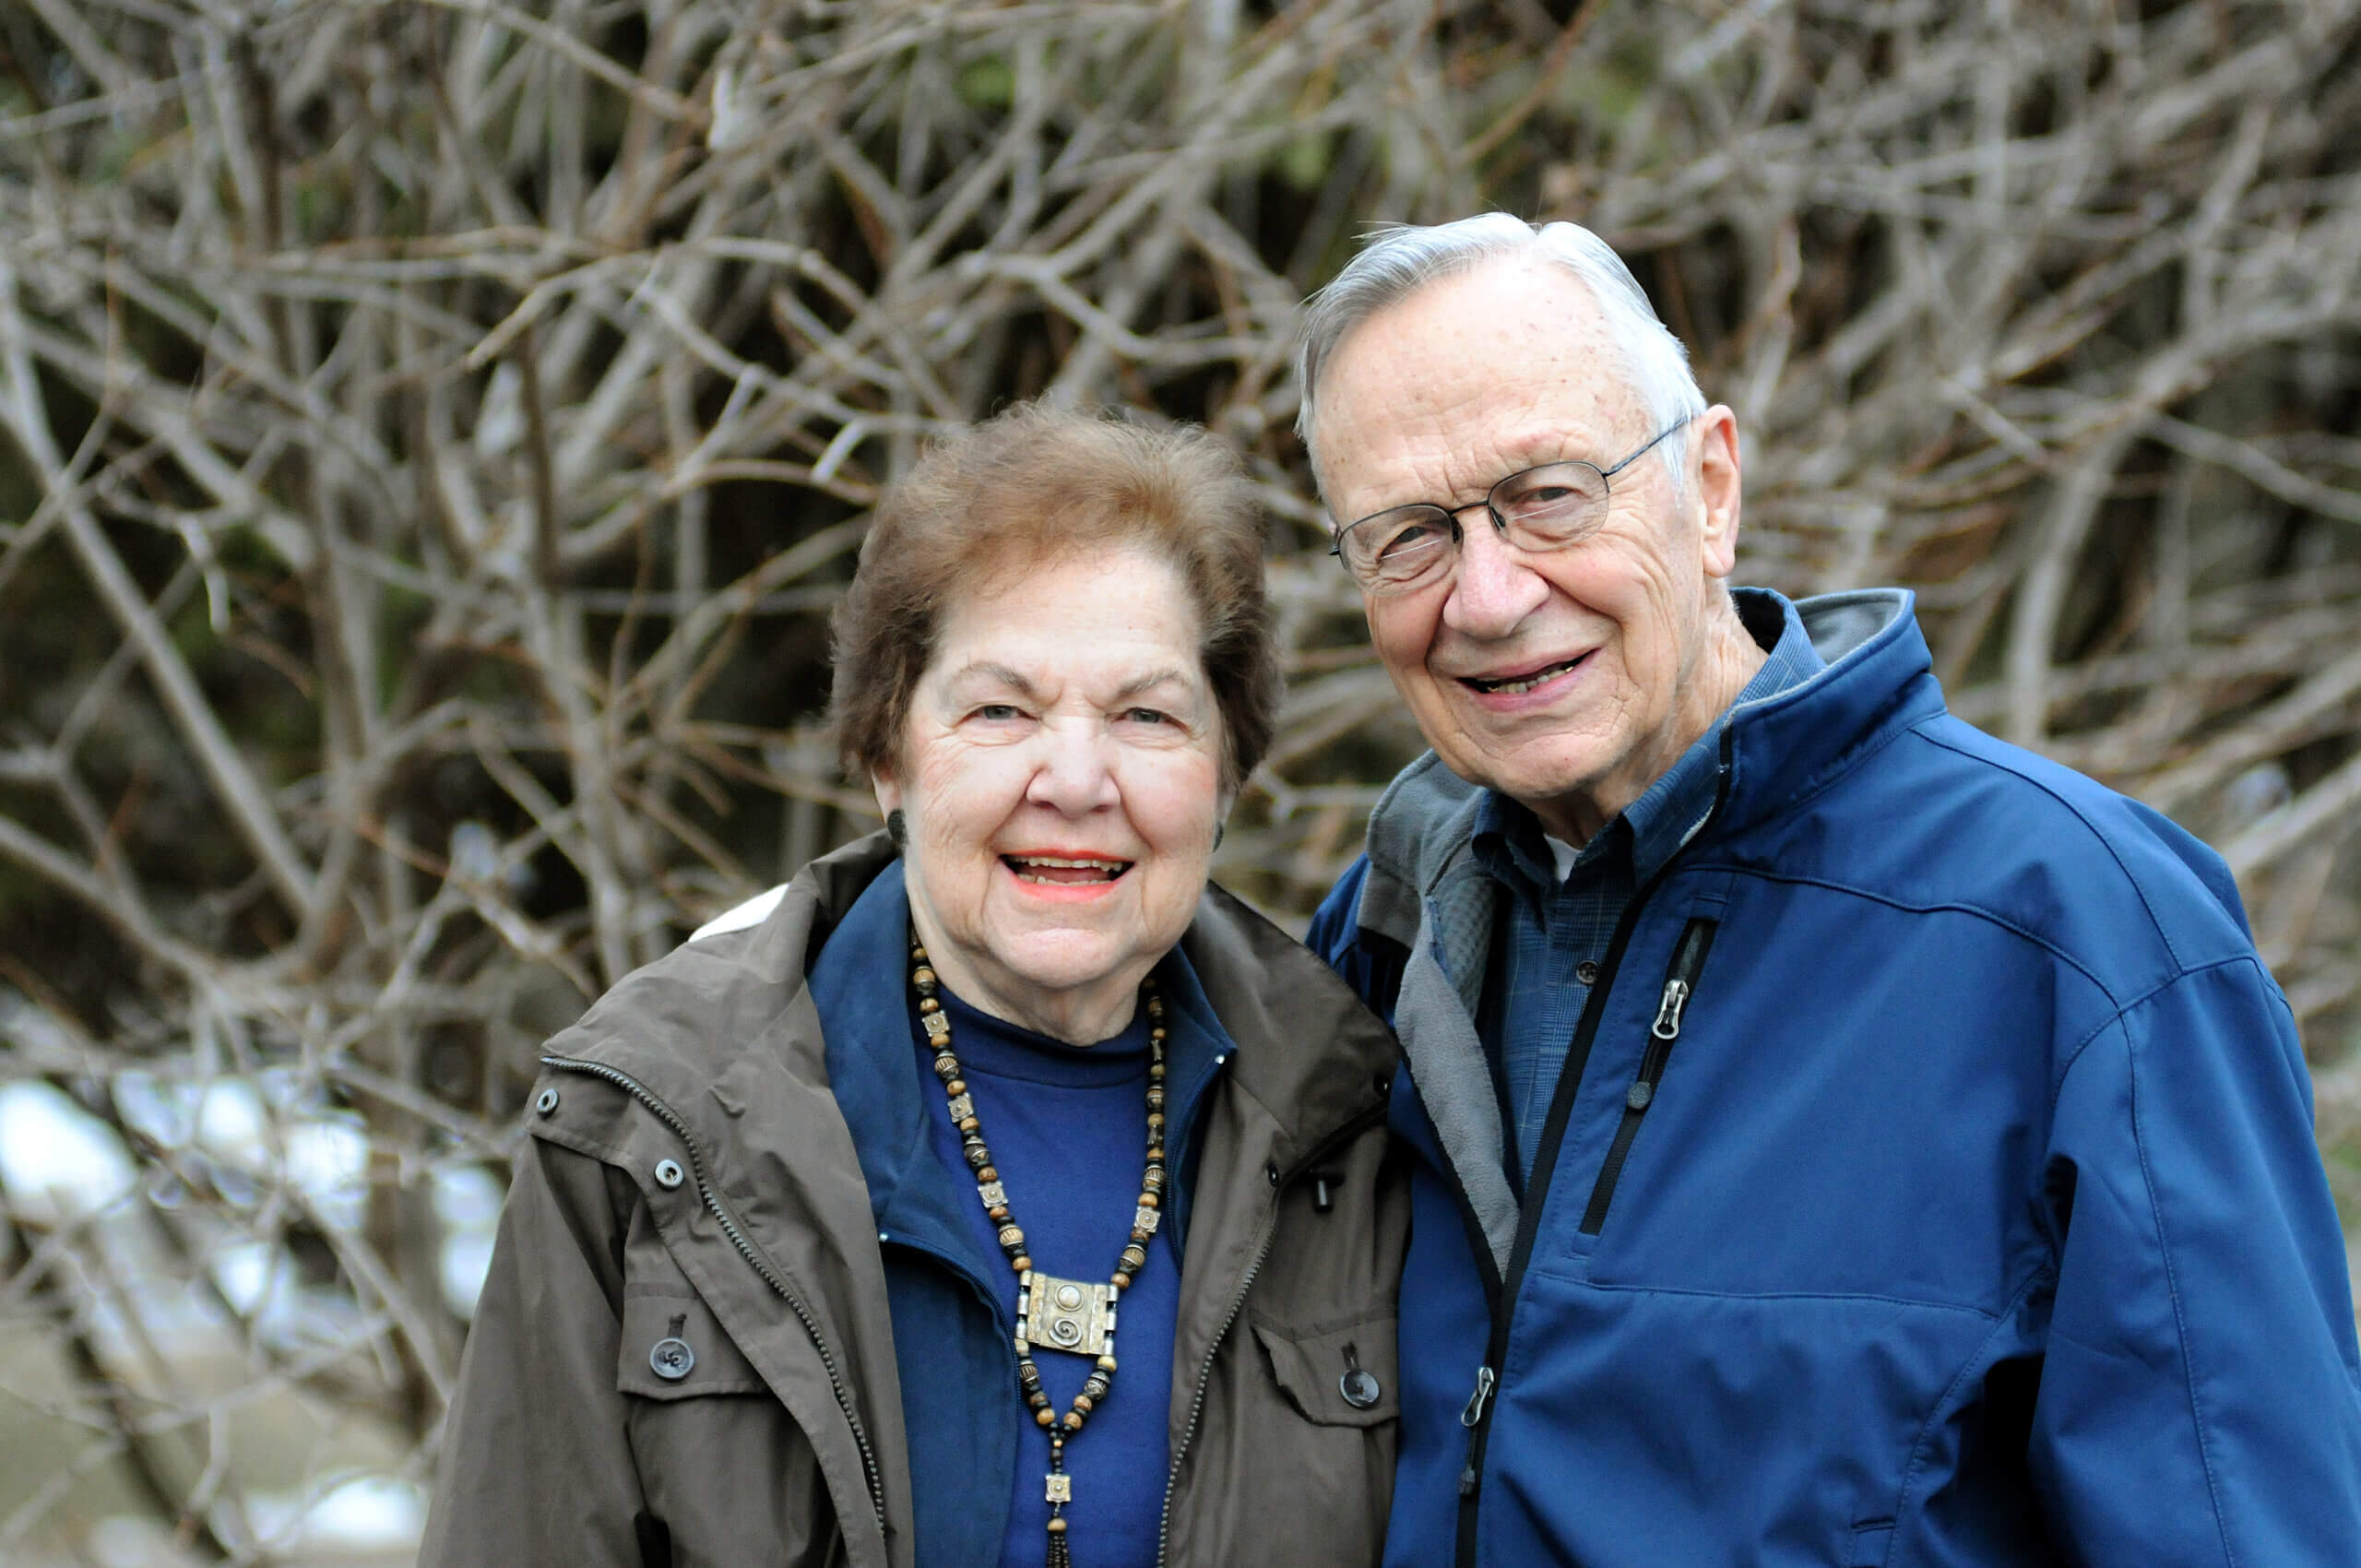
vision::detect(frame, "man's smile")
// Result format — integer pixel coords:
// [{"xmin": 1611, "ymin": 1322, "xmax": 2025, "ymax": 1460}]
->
[{"xmin": 1456, "ymin": 650, "xmax": 1593, "ymax": 696}]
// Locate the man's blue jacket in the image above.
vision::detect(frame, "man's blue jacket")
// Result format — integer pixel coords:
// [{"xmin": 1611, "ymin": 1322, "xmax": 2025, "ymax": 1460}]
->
[{"xmin": 1309, "ymin": 589, "xmax": 2361, "ymax": 1566}]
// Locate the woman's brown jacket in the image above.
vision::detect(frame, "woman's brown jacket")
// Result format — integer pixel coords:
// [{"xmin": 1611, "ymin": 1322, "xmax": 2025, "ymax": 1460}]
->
[{"xmin": 421, "ymin": 835, "xmax": 1406, "ymax": 1568}]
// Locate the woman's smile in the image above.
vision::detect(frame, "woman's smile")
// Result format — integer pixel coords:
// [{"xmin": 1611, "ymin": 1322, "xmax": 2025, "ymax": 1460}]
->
[{"xmin": 1002, "ymin": 853, "xmax": 1134, "ymax": 892}]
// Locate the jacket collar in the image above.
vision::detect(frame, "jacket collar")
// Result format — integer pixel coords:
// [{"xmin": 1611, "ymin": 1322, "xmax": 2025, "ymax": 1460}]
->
[{"xmin": 1713, "ymin": 588, "xmax": 1944, "ymax": 838}]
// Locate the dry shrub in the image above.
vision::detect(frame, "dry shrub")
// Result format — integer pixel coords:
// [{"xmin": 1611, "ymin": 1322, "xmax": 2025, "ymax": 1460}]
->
[{"xmin": 0, "ymin": 0, "xmax": 2357, "ymax": 1555}]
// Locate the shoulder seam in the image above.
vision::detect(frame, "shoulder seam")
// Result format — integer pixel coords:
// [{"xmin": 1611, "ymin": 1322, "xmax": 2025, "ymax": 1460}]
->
[
  {"xmin": 1906, "ymin": 721, "xmax": 2186, "ymax": 969},
  {"xmin": 1677, "ymin": 863, "xmax": 2122, "ymax": 1009}
]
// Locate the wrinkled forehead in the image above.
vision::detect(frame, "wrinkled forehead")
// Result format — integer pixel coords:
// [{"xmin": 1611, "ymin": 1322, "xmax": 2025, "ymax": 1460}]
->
[
  {"xmin": 1312, "ymin": 259, "xmax": 1662, "ymax": 495},
  {"xmin": 1310, "ymin": 261, "xmax": 1652, "ymax": 511}
]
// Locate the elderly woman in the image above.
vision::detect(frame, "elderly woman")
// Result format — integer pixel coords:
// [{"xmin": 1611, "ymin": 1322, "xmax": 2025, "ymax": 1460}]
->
[{"xmin": 422, "ymin": 405, "xmax": 1405, "ymax": 1568}]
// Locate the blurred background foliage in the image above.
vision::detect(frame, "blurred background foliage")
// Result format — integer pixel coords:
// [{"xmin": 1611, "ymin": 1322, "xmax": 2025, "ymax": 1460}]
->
[{"xmin": 2, "ymin": 0, "xmax": 2359, "ymax": 1559}]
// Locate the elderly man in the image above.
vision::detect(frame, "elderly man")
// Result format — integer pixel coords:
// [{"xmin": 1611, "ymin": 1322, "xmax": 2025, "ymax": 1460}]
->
[{"xmin": 1301, "ymin": 214, "xmax": 2361, "ymax": 1566}]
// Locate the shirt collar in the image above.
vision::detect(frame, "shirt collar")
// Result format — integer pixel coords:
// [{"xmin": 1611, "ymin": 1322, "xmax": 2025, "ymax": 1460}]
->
[{"xmin": 1472, "ymin": 588, "xmax": 1822, "ymax": 897}]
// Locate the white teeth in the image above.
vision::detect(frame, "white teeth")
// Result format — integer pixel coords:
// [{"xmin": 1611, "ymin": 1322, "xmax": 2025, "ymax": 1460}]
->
[
  {"xmin": 1471, "ymin": 658, "xmax": 1581, "ymax": 695},
  {"xmin": 1009, "ymin": 856, "xmax": 1125, "ymax": 869}
]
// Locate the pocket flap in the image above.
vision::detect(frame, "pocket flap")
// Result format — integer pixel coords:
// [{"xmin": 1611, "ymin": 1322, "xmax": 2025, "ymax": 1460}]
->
[
  {"xmin": 617, "ymin": 1289, "xmax": 766, "ymax": 1400},
  {"xmin": 1250, "ymin": 1313, "xmax": 1398, "ymax": 1428}
]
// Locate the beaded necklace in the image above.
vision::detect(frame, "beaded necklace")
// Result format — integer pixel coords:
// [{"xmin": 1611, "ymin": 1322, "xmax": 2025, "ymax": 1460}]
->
[{"xmin": 910, "ymin": 932, "xmax": 1167, "ymax": 1568}]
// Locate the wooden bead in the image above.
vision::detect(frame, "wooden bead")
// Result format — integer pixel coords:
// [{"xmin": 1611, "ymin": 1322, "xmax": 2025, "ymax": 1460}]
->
[
  {"xmin": 1036, "ymin": 1408, "xmax": 1056, "ymax": 1428},
  {"xmin": 1046, "ymin": 1517, "xmax": 1067, "ymax": 1534},
  {"xmin": 1072, "ymin": 1394, "xmax": 1094, "ymax": 1414},
  {"xmin": 1062, "ymin": 1412, "xmax": 1084, "ymax": 1432},
  {"xmin": 1096, "ymin": 1354, "xmax": 1117, "ymax": 1372},
  {"xmin": 1110, "ymin": 1271, "xmax": 1130, "ymax": 1289},
  {"xmin": 1012, "ymin": 1254, "xmax": 1031, "ymax": 1272}
]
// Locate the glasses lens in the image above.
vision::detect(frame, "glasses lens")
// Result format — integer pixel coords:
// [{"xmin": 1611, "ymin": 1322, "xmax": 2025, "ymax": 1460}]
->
[
  {"xmin": 1343, "ymin": 507, "xmax": 1453, "ymax": 591},
  {"xmin": 1492, "ymin": 462, "xmax": 1608, "ymax": 547}
]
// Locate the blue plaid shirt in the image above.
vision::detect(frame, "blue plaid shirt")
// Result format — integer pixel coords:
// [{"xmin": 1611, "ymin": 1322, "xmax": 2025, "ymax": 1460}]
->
[{"xmin": 1472, "ymin": 589, "xmax": 1822, "ymax": 1186}]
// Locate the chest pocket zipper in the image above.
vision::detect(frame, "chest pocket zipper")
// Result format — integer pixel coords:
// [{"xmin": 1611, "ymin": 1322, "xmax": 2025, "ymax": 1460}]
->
[{"xmin": 1577, "ymin": 917, "xmax": 1718, "ymax": 1235}]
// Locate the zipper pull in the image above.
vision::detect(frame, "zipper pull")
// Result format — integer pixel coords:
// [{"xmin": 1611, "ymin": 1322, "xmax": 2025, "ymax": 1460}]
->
[
  {"xmin": 1652, "ymin": 977, "xmax": 1691, "ymax": 1039},
  {"xmin": 1456, "ymin": 1365, "xmax": 1497, "ymax": 1495},
  {"xmin": 1458, "ymin": 1364, "xmax": 1496, "ymax": 1427}
]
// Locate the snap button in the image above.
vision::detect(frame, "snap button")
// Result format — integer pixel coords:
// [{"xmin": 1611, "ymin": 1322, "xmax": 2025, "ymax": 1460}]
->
[
  {"xmin": 1339, "ymin": 1341, "xmax": 1382, "ymax": 1408},
  {"xmin": 1575, "ymin": 959, "xmax": 1600, "ymax": 985},
  {"xmin": 649, "ymin": 1336, "xmax": 695, "ymax": 1381},
  {"xmin": 534, "ymin": 1087, "xmax": 559, "ymax": 1116},
  {"xmin": 1626, "ymin": 1081, "xmax": 1654, "ymax": 1111},
  {"xmin": 653, "ymin": 1158, "xmax": 685, "ymax": 1190}
]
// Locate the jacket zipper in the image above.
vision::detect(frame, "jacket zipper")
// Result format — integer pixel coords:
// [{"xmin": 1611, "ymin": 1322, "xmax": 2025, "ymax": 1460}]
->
[
  {"xmin": 1576, "ymin": 918, "xmax": 1717, "ymax": 1234},
  {"xmin": 1450, "ymin": 883, "xmax": 1703, "ymax": 1566},
  {"xmin": 1446, "ymin": 734, "xmax": 1744, "ymax": 1564},
  {"xmin": 1154, "ymin": 1096, "xmax": 1391, "ymax": 1568},
  {"xmin": 541, "ymin": 1054, "xmax": 888, "ymax": 1528}
]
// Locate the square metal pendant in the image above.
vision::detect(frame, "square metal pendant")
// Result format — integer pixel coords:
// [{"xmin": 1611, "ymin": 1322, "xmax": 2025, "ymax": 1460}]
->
[{"xmin": 1021, "ymin": 1269, "xmax": 1115, "ymax": 1357}]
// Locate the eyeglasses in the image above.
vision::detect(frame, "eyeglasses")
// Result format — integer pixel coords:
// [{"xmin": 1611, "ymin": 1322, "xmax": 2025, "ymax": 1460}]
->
[{"xmin": 1329, "ymin": 419, "xmax": 1693, "ymax": 596}]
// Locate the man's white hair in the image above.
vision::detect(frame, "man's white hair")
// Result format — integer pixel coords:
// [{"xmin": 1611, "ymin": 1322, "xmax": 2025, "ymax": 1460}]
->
[{"xmin": 1295, "ymin": 214, "xmax": 1708, "ymax": 503}]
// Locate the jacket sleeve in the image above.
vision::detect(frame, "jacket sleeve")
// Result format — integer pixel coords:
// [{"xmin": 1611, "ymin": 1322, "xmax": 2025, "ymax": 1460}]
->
[
  {"xmin": 2033, "ymin": 956, "xmax": 2361, "ymax": 1563},
  {"xmin": 420, "ymin": 1134, "xmax": 648, "ymax": 1568}
]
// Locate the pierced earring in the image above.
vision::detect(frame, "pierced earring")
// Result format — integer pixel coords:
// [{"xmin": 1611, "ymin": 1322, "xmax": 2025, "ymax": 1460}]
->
[{"xmin": 886, "ymin": 809, "xmax": 908, "ymax": 849}]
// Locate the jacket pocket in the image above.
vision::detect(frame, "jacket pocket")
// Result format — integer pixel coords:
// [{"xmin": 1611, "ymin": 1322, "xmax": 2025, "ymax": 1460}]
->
[
  {"xmin": 1847, "ymin": 1518, "xmax": 1894, "ymax": 1566},
  {"xmin": 617, "ymin": 1289, "xmax": 766, "ymax": 1400},
  {"xmin": 1250, "ymin": 1313, "xmax": 1399, "ymax": 1428}
]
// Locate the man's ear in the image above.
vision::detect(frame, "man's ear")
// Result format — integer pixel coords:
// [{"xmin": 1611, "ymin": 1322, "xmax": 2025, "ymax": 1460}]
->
[{"xmin": 1693, "ymin": 404, "xmax": 1744, "ymax": 580}]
